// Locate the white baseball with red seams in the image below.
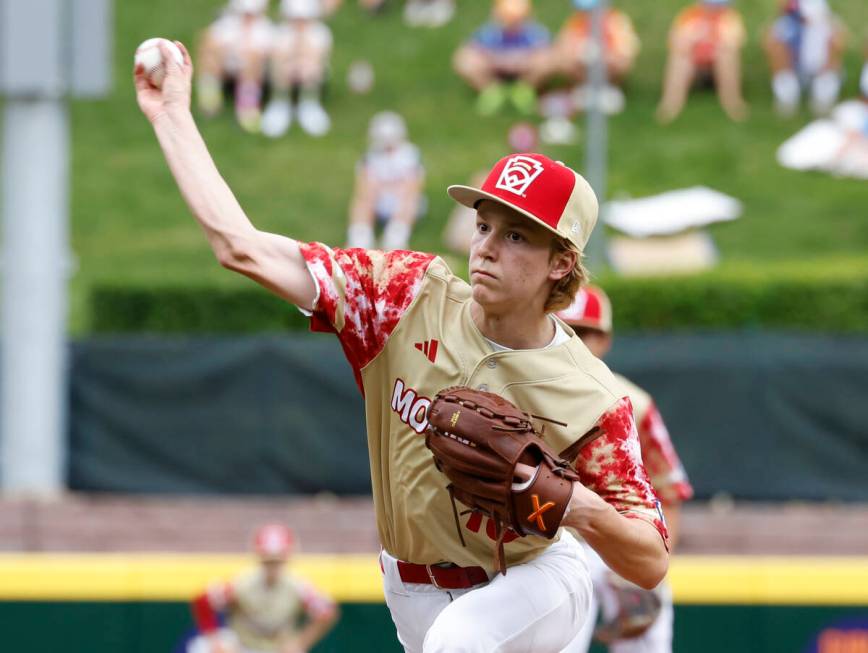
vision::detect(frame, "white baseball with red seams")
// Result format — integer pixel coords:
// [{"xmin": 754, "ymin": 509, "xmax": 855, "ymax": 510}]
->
[{"xmin": 134, "ymin": 38, "xmax": 183, "ymax": 88}]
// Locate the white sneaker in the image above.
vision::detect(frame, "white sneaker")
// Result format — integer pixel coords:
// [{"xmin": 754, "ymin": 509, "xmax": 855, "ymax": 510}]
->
[
  {"xmin": 772, "ymin": 71, "xmax": 800, "ymax": 117},
  {"xmin": 425, "ymin": 0, "xmax": 454, "ymax": 27},
  {"xmin": 404, "ymin": 0, "xmax": 426, "ymax": 26},
  {"xmin": 539, "ymin": 117, "xmax": 578, "ymax": 145},
  {"xmin": 297, "ymin": 100, "xmax": 331, "ymax": 137},
  {"xmin": 600, "ymin": 85, "xmax": 625, "ymax": 115},
  {"xmin": 261, "ymin": 98, "xmax": 293, "ymax": 138},
  {"xmin": 573, "ymin": 84, "xmax": 625, "ymax": 115}
]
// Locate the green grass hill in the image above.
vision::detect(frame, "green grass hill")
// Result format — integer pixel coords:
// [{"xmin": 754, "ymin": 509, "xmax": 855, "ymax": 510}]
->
[{"xmin": 68, "ymin": 0, "xmax": 868, "ymax": 332}]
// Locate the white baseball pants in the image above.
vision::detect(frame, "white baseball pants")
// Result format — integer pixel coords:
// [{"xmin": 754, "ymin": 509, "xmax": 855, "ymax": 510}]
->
[{"xmin": 380, "ymin": 530, "xmax": 593, "ymax": 653}]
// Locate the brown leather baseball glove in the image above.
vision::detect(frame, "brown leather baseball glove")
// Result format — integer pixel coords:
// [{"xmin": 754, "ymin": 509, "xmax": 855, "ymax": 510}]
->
[{"xmin": 425, "ymin": 386, "xmax": 582, "ymax": 574}]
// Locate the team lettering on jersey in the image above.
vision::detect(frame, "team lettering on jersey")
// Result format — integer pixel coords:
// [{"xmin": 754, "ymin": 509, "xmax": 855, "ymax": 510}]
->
[{"xmin": 390, "ymin": 378, "xmax": 431, "ymax": 434}]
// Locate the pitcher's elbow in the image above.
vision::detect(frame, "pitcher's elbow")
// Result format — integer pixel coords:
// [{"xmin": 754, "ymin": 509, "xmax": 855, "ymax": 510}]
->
[{"xmin": 637, "ymin": 553, "xmax": 670, "ymax": 590}]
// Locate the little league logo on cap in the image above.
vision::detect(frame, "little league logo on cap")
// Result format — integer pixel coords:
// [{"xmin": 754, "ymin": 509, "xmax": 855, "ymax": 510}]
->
[
  {"xmin": 495, "ymin": 155, "xmax": 545, "ymax": 197},
  {"xmin": 447, "ymin": 153, "xmax": 599, "ymax": 253}
]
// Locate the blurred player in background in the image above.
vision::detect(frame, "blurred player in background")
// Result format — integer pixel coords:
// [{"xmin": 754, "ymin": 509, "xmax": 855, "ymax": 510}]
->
[
  {"xmin": 261, "ymin": 0, "xmax": 333, "ymax": 138},
  {"xmin": 657, "ymin": 0, "xmax": 748, "ymax": 123},
  {"xmin": 188, "ymin": 524, "xmax": 338, "ymax": 653},
  {"xmin": 558, "ymin": 286, "xmax": 693, "ymax": 653},
  {"xmin": 764, "ymin": 0, "xmax": 848, "ymax": 116},
  {"xmin": 196, "ymin": 0, "xmax": 273, "ymax": 133},
  {"xmin": 453, "ymin": 0, "xmax": 551, "ymax": 116},
  {"xmin": 546, "ymin": 0, "xmax": 640, "ymax": 115},
  {"xmin": 346, "ymin": 111, "xmax": 425, "ymax": 250}
]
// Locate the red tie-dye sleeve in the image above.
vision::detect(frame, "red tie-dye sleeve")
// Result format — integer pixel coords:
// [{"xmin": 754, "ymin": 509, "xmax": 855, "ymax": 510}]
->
[
  {"xmin": 298, "ymin": 243, "xmax": 435, "ymax": 389},
  {"xmin": 638, "ymin": 401, "xmax": 694, "ymax": 504},
  {"xmin": 575, "ymin": 397, "xmax": 669, "ymax": 545},
  {"xmin": 295, "ymin": 578, "xmax": 338, "ymax": 620}
]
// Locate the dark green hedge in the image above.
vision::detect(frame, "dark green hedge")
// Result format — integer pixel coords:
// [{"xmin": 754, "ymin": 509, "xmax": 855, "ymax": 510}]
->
[
  {"xmin": 90, "ymin": 275, "xmax": 868, "ymax": 334},
  {"xmin": 90, "ymin": 286, "xmax": 311, "ymax": 333}
]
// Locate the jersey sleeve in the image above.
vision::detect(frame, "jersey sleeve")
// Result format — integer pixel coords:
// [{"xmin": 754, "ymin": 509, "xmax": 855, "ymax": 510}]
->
[
  {"xmin": 637, "ymin": 401, "xmax": 694, "ymax": 504},
  {"xmin": 298, "ymin": 243, "xmax": 435, "ymax": 389},
  {"xmin": 574, "ymin": 397, "xmax": 669, "ymax": 546},
  {"xmin": 191, "ymin": 581, "xmax": 234, "ymax": 633},
  {"xmin": 294, "ymin": 578, "xmax": 338, "ymax": 620}
]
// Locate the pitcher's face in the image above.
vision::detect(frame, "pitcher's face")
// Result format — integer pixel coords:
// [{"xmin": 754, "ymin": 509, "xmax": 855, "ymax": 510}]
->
[{"xmin": 469, "ymin": 201, "xmax": 559, "ymax": 313}]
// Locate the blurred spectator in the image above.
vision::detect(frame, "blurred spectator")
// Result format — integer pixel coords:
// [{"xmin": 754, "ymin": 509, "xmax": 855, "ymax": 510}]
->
[
  {"xmin": 196, "ymin": 0, "xmax": 273, "ymax": 133},
  {"xmin": 261, "ymin": 0, "xmax": 333, "ymax": 138},
  {"xmin": 764, "ymin": 0, "xmax": 847, "ymax": 116},
  {"xmin": 442, "ymin": 122, "xmax": 538, "ymax": 254},
  {"xmin": 453, "ymin": 0, "xmax": 551, "ymax": 116},
  {"xmin": 657, "ymin": 0, "xmax": 748, "ymax": 123},
  {"xmin": 188, "ymin": 524, "xmax": 338, "ymax": 653},
  {"xmin": 546, "ymin": 0, "xmax": 640, "ymax": 115},
  {"xmin": 404, "ymin": 0, "xmax": 455, "ymax": 28},
  {"xmin": 776, "ymin": 61, "xmax": 868, "ymax": 179},
  {"xmin": 346, "ymin": 112, "xmax": 425, "ymax": 250}
]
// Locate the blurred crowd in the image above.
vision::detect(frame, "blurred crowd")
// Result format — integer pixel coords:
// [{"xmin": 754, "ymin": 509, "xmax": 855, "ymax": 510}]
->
[{"xmin": 192, "ymin": 0, "xmax": 868, "ymax": 248}]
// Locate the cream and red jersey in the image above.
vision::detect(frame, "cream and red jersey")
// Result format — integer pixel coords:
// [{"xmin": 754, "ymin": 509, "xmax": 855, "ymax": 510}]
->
[
  {"xmin": 300, "ymin": 243, "xmax": 667, "ymax": 572},
  {"xmin": 613, "ymin": 373, "xmax": 693, "ymax": 505},
  {"xmin": 192, "ymin": 567, "xmax": 335, "ymax": 652}
]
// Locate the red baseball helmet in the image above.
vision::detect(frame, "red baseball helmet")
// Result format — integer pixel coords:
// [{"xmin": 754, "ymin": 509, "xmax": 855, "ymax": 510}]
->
[
  {"xmin": 556, "ymin": 285, "xmax": 612, "ymax": 334},
  {"xmin": 253, "ymin": 523, "xmax": 294, "ymax": 561}
]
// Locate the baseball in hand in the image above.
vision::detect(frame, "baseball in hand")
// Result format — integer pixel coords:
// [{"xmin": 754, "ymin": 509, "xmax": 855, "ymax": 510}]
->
[{"xmin": 134, "ymin": 38, "xmax": 183, "ymax": 88}]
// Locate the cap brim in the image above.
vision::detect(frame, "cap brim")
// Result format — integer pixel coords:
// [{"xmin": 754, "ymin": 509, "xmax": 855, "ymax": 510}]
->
[{"xmin": 447, "ymin": 185, "xmax": 563, "ymax": 241}]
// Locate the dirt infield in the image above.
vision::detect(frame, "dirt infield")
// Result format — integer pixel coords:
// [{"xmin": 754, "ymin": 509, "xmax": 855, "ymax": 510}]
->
[{"xmin": 0, "ymin": 495, "xmax": 865, "ymax": 555}]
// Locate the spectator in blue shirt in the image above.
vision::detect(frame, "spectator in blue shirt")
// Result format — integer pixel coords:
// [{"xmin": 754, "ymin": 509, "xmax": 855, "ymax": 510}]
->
[
  {"xmin": 453, "ymin": 0, "xmax": 551, "ymax": 116},
  {"xmin": 764, "ymin": 0, "xmax": 847, "ymax": 116}
]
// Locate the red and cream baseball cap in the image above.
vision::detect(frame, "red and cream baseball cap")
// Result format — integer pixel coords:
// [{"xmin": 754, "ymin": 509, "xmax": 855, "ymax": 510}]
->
[
  {"xmin": 556, "ymin": 285, "xmax": 612, "ymax": 334},
  {"xmin": 253, "ymin": 523, "xmax": 294, "ymax": 561},
  {"xmin": 447, "ymin": 153, "xmax": 599, "ymax": 253}
]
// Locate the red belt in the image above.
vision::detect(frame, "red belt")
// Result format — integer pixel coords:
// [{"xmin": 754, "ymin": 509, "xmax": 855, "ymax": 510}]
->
[{"xmin": 397, "ymin": 560, "xmax": 489, "ymax": 590}]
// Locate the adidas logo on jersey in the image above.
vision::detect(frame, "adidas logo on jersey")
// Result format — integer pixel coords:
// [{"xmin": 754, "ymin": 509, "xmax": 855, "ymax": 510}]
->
[{"xmin": 413, "ymin": 339, "xmax": 439, "ymax": 363}]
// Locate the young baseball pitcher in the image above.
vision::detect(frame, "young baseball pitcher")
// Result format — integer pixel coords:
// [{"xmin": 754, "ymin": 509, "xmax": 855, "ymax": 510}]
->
[
  {"xmin": 558, "ymin": 286, "xmax": 693, "ymax": 653},
  {"xmin": 135, "ymin": 41, "xmax": 669, "ymax": 653}
]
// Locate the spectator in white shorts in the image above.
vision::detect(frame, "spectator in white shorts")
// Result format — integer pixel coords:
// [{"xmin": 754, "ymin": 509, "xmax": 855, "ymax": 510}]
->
[
  {"xmin": 262, "ymin": 0, "xmax": 334, "ymax": 137},
  {"xmin": 196, "ymin": 0, "xmax": 273, "ymax": 133}
]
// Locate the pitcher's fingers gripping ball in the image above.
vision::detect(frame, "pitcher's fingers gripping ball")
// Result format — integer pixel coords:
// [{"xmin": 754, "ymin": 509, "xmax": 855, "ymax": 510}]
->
[
  {"xmin": 135, "ymin": 37, "xmax": 184, "ymax": 88},
  {"xmin": 425, "ymin": 386, "xmax": 592, "ymax": 574}
]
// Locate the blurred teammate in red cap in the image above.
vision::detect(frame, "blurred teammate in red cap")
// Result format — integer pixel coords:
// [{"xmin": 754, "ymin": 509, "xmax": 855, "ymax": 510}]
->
[
  {"xmin": 188, "ymin": 524, "xmax": 338, "ymax": 653},
  {"xmin": 137, "ymin": 46, "xmax": 669, "ymax": 651},
  {"xmin": 558, "ymin": 286, "xmax": 693, "ymax": 653}
]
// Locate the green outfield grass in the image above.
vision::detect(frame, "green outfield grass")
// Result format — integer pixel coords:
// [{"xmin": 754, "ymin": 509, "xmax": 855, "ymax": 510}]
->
[{"xmin": 67, "ymin": 0, "xmax": 868, "ymax": 332}]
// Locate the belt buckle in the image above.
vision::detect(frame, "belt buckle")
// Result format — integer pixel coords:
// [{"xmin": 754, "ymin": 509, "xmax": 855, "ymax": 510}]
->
[{"xmin": 425, "ymin": 564, "xmax": 445, "ymax": 590}]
